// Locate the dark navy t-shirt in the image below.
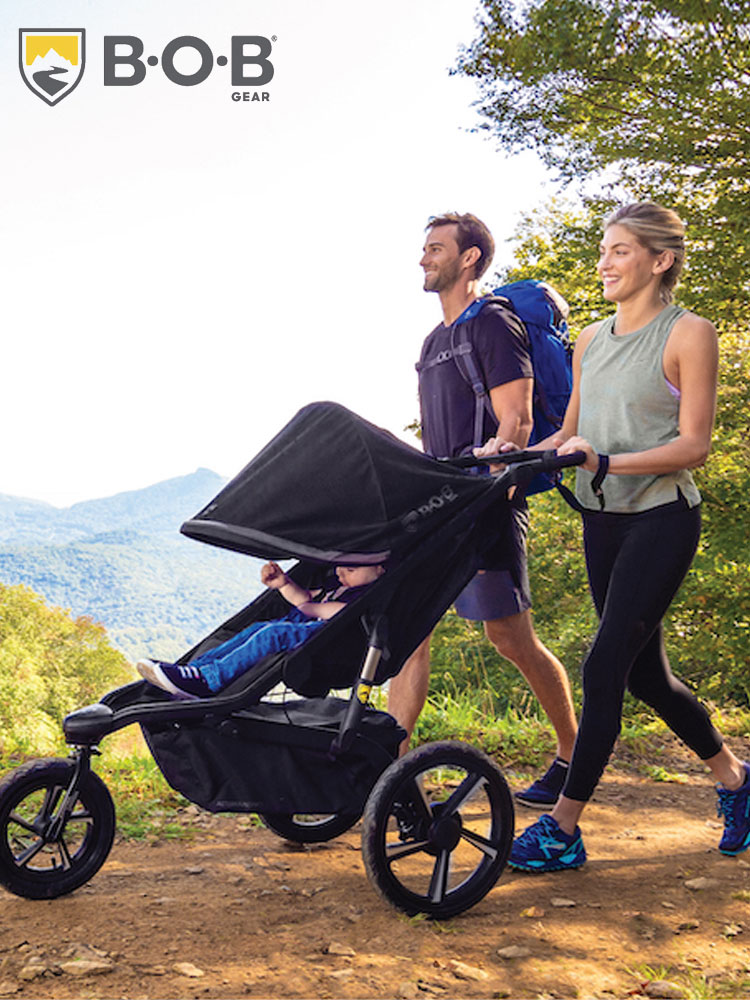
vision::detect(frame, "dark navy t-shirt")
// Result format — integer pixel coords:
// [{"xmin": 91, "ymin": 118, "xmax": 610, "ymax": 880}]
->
[{"xmin": 417, "ymin": 301, "xmax": 533, "ymax": 459}]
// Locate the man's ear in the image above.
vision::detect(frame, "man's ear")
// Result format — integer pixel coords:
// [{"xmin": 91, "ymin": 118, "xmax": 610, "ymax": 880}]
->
[{"xmin": 462, "ymin": 245, "xmax": 482, "ymax": 275}]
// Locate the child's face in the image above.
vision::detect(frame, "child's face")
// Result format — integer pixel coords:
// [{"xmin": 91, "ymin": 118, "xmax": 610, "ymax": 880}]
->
[{"xmin": 335, "ymin": 564, "xmax": 384, "ymax": 588}]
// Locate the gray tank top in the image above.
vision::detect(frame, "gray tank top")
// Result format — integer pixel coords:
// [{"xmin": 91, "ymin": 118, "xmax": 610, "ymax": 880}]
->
[{"xmin": 575, "ymin": 304, "xmax": 701, "ymax": 513}]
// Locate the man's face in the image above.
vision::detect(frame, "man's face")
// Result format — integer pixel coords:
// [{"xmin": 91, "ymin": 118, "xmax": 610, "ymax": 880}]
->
[{"xmin": 420, "ymin": 225, "xmax": 464, "ymax": 293}]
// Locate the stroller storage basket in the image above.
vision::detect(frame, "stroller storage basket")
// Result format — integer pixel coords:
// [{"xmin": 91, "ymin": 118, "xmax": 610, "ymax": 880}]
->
[{"xmin": 140, "ymin": 697, "xmax": 403, "ymax": 815}]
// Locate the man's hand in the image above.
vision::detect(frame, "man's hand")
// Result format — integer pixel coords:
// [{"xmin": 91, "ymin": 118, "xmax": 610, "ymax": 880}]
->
[{"xmin": 473, "ymin": 436, "xmax": 520, "ymax": 473}]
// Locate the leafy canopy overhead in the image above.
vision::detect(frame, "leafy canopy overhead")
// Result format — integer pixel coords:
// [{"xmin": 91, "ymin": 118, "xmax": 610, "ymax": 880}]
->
[
  {"xmin": 458, "ymin": 0, "xmax": 750, "ymax": 184},
  {"xmin": 458, "ymin": 0, "xmax": 750, "ymax": 326}
]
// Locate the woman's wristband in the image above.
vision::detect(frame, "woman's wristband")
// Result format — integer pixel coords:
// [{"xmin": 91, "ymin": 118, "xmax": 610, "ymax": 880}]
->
[{"xmin": 591, "ymin": 454, "xmax": 609, "ymax": 510}]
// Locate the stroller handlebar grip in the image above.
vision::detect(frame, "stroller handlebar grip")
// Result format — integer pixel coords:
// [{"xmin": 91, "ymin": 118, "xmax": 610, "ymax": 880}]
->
[{"xmin": 444, "ymin": 449, "xmax": 587, "ymax": 473}]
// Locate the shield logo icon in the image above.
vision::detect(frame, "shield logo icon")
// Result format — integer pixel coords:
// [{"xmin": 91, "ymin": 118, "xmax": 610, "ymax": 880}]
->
[{"xmin": 19, "ymin": 30, "xmax": 86, "ymax": 106}]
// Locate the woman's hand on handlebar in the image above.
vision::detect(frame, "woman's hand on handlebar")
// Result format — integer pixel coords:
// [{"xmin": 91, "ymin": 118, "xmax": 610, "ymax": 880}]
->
[{"xmin": 556, "ymin": 435, "xmax": 598, "ymax": 472}]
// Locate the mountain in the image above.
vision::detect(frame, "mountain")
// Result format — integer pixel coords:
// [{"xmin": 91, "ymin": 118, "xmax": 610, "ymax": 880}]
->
[
  {"xmin": 0, "ymin": 470, "xmax": 264, "ymax": 663},
  {"xmin": 0, "ymin": 468, "xmax": 224, "ymax": 544}
]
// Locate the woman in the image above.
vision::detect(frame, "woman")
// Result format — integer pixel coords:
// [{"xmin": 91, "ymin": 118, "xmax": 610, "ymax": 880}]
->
[{"xmin": 479, "ymin": 202, "xmax": 750, "ymax": 872}]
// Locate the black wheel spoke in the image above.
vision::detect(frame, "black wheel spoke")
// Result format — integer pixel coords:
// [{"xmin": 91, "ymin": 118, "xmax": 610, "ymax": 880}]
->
[
  {"xmin": 57, "ymin": 836, "xmax": 73, "ymax": 871},
  {"xmin": 460, "ymin": 826, "xmax": 501, "ymax": 859},
  {"xmin": 428, "ymin": 848, "xmax": 451, "ymax": 903},
  {"xmin": 66, "ymin": 810, "xmax": 93, "ymax": 824},
  {"xmin": 441, "ymin": 773, "xmax": 485, "ymax": 817},
  {"xmin": 39, "ymin": 785, "xmax": 64, "ymax": 824},
  {"xmin": 8, "ymin": 811, "xmax": 40, "ymax": 835},
  {"xmin": 15, "ymin": 837, "xmax": 47, "ymax": 867},
  {"xmin": 385, "ymin": 837, "xmax": 431, "ymax": 861}
]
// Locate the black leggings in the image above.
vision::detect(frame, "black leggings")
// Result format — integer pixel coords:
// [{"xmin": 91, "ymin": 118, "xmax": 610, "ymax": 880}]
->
[{"xmin": 563, "ymin": 498, "xmax": 723, "ymax": 803}]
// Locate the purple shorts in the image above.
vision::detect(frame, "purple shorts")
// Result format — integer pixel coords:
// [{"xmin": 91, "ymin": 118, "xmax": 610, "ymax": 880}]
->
[{"xmin": 453, "ymin": 503, "xmax": 531, "ymax": 622}]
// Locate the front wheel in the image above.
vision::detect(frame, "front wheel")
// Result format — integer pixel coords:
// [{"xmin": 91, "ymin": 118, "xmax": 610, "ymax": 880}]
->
[
  {"xmin": 361, "ymin": 741, "xmax": 514, "ymax": 918},
  {"xmin": 259, "ymin": 812, "xmax": 359, "ymax": 844},
  {"xmin": 0, "ymin": 758, "xmax": 115, "ymax": 899}
]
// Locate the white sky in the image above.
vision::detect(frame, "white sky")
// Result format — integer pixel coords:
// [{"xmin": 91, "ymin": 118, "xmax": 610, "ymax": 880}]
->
[{"xmin": 1, "ymin": 0, "xmax": 554, "ymax": 507}]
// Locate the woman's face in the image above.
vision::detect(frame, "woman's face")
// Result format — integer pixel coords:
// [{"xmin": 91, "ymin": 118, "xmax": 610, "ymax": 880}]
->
[{"xmin": 597, "ymin": 223, "xmax": 665, "ymax": 303}]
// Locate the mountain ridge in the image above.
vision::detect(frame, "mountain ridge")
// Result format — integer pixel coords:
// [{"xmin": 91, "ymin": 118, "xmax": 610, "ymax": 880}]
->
[{"xmin": 0, "ymin": 469, "xmax": 263, "ymax": 662}]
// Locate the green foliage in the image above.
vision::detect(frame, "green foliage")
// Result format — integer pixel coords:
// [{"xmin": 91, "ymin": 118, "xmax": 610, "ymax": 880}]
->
[
  {"xmin": 0, "ymin": 583, "xmax": 132, "ymax": 754},
  {"xmin": 411, "ymin": 685, "xmax": 558, "ymax": 767},
  {"xmin": 458, "ymin": 0, "xmax": 750, "ymax": 328},
  {"xmin": 100, "ymin": 751, "xmax": 192, "ymax": 841}
]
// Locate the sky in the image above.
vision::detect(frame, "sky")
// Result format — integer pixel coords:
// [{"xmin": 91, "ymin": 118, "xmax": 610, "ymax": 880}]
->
[{"xmin": 1, "ymin": 0, "xmax": 555, "ymax": 507}]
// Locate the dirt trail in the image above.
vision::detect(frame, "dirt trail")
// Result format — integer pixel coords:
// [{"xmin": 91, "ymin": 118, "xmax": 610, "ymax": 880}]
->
[{"xmin": 2, "ymin": 752, "xmax": 750, "ymax": 1000}]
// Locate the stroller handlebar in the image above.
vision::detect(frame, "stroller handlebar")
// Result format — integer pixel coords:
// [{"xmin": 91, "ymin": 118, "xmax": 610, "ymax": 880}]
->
[{"xmin": 443, "ymin": 448, "xmax": 587, "ymax": 474}]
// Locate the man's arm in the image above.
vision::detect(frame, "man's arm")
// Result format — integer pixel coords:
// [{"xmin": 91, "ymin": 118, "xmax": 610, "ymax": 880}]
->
[{"xmin": 488, "ymin": 377, "xmax": 534, "ymax": 449}]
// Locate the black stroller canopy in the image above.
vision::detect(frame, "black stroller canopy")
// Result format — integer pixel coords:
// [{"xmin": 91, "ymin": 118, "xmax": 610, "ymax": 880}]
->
[{"xmin": 181, "ymin": 401, "xmax": 494, "ymax": 564}]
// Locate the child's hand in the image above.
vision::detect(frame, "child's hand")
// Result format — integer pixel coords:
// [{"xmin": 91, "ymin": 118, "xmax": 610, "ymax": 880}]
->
[{"xmin": 261, "ymin": 562, "xmax": 287, "ymax": 589}]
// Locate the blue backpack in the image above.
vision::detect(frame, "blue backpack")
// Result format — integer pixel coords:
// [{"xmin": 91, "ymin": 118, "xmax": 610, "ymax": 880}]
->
[{"xmin": 451, "ymin": 279, "xmax": 573, "ymax": 494}]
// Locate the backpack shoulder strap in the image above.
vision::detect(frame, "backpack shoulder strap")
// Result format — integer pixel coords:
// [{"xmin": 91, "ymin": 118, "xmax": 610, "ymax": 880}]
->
[{"xmin": 450, "ymin": 297, "xmax": 502, "ymax": 450}]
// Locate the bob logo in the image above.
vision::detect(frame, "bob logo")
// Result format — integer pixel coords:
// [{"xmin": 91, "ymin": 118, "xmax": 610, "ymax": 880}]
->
[
  {"xmin": 19, "ymin": 29, "xmax": 86, "ymax": 106},
  {"xmin": 401, "ymin": 485, "xmax": 459, "ymax": 532}
]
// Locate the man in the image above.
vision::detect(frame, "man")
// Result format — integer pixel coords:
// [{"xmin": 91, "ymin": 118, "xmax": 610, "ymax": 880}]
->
[{"xmin": 387, "ymin": 212, "xmax": 578, "ymax": 807}]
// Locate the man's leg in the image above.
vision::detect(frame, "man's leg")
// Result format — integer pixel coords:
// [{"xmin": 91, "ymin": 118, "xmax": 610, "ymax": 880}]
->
[
  {"xmin": 387, "ymin": 634, "xmax": 431, "ymax": 755},
  {"xmin": 484, "ymin": 610, "xmax": 577, "ymax": 762}
]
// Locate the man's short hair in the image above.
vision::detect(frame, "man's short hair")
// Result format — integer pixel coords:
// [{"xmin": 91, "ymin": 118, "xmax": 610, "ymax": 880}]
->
[{"xmin": 426, "ymin": 212, "xmax": 495, "ymax": 279}]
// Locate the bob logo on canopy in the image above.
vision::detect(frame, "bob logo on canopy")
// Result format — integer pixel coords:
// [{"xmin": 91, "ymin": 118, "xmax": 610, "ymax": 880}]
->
[
  {"xmin": 401, "ymin": 485, "xmax": 459, "ymax": 533},
  {"xmin": 19, "ymin": 30, "xmax": 86, "ymax": 106}
]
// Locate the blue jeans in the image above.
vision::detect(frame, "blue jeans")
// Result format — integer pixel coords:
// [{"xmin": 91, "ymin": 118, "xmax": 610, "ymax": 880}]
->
[{"xmin": 190, "ymin": 613, "xmax": 325, "ymax": 692}]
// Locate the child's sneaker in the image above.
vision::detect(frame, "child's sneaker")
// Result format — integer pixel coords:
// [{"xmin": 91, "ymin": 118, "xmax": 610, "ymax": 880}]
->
[
  {"xmin": 716, "ymin": 762, "xmax": 750, "ymax": 856},
  {"xmin": 508, "ymin": 813, "xmax": 586, "ymax": 872},
  {"xmin": 515, "ymin": 757, "xmax": 569, "ymax": 808},
  {"xmin": 136, "ymin": 659, "xmax": 211, "ymax": 700}
]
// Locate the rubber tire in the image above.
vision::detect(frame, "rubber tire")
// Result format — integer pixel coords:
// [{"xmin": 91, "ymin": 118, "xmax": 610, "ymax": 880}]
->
[
  {"xmin": 361, "ymin": 740, "xmax": 514, "ymax": 918},
  {"xmin": 259, "ymin": 812, "xmax": 359, "ymax": 844},
  {"xmin": 0, "ymin": 758, "xmax": 115, "ymax": 899}
]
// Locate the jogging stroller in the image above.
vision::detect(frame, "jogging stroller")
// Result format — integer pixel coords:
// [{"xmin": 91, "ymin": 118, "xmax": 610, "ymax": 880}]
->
[{"xmin": 0, "ymin": 402, "xmax": 582, "ymax": 918}]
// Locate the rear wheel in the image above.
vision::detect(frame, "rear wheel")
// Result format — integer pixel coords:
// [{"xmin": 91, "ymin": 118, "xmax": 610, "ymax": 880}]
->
[
  {"xmin": 0, "ymin": 758, "xmax": 115, "ymax": 899},
  {"xmin": 259, "ymin": 812, "xmax": 359, "ymax": 844},
  {"xmin": 362, "ymin": 741, "xmax": 513, "ymax": 918}
]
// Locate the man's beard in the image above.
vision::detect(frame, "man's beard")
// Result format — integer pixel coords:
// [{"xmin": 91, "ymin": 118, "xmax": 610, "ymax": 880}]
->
[{"xmin": 424, "ymin": 256, "xmax": 462, "ymax": 293}]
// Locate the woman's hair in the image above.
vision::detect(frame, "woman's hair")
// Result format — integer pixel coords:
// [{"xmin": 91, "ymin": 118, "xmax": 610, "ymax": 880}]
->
[{"xmin": 605, "ymin": 202, "xmax": 685, "ymax": 303}]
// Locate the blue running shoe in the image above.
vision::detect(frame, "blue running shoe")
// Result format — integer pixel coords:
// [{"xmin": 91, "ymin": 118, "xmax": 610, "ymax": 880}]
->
[
  {"xmin": 508, "ymin": 813, "xmax": 586, "ymax": 872},
  {"xmin": 515, "ymin": 757, "xmax": 569, "ymax": 808},
  {"xmin": 716, "ymin": 762, "xmax": 750, "ymax": 856}
]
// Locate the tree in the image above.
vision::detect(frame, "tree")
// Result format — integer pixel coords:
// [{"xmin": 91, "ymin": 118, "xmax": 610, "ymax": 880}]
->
[
  {"xmin": 0, "ymin": 584, "xmax": 132, "ymax": 753},
  {"xmin": 457, "ymin": 0, "xmax": 750, "ymax": 326}
]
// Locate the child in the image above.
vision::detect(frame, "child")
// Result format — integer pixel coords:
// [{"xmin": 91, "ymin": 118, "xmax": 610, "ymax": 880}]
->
[{"xmin": 136, "ymin": 561, "xmax": 385, "ymax": 699}]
